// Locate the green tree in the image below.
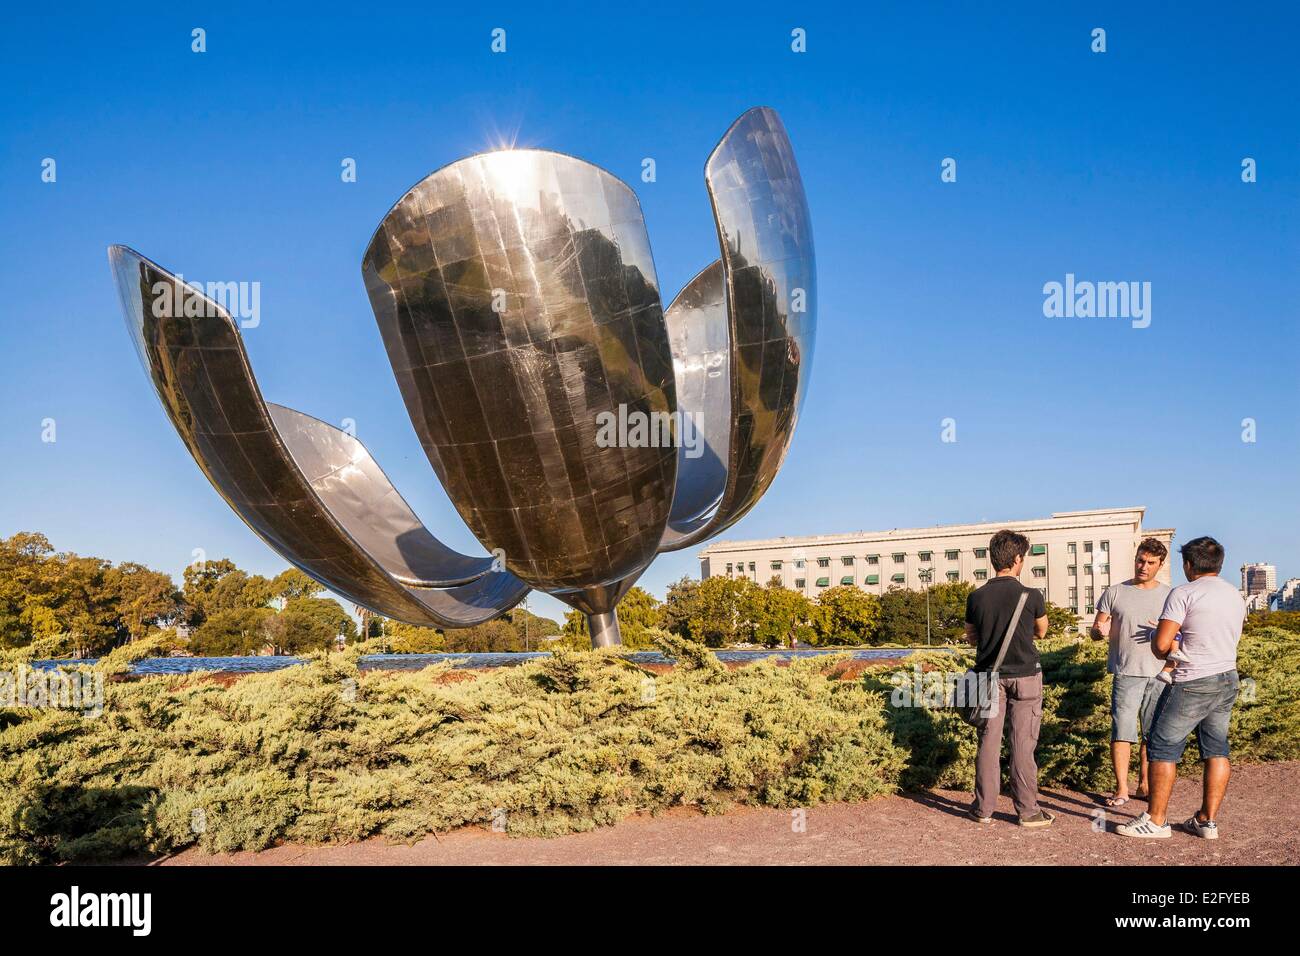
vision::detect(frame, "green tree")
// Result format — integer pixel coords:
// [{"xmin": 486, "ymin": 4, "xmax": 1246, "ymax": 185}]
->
[
  {"xmin": 262, "ymin": 605, "xmax": 339, "ymax": 655},
  {"xmin": 928, "ymin": 581, "xmax": 975, "ymax": 643},
  {"xmin": 1045, "ymin": 601, "xmax": 1079, "ymax": 638},
  {"xmin": 384, "ymin": 620, "xmax": 446, "ymax": 653},
  {"xmin": 270, "ymin": 568, "xmax": 323, "ymax": 603},
  {"xmin": 753, "ymin": 583, "xmax": 817, "ymax": 647},
  {"xmin": 106, "ymin": 562, "xmax": 185, "ymax": 641},
  {"xmin": 815, "ymin": 585, "xmax": 882, "ymax": 645},
  {"xmin": 688, "ymin": 576, "xmax": 761, "ymax": 647},
  {"xmin": 189, "ymin": 607, "xmax": 275, "ymax": 656},
  {"xmin": 442, "ymin": 619, "xmax": 523, "ymax": 653},
  {"xmin": 879, "ymin": 587, "xmax": 928, "ymax": 645},
  {"xmin": 659, "ymin": 576, "xmax": 701, "ymax": 637},
  {"xmin": 283, "ymin": 596, "xmax": 356, "ymax": 644}
]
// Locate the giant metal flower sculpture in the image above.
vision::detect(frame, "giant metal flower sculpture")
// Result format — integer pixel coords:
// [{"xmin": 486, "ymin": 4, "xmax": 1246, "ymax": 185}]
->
[{"xmin": 110, "ymin": 107, "xmax": 815, "ymax": 646}]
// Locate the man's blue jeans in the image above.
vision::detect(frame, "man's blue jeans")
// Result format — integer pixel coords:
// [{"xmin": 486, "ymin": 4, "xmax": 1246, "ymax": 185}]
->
[{"xmin": 1147, "ymin": 670, "xmax": 1239, "ymax": 763}]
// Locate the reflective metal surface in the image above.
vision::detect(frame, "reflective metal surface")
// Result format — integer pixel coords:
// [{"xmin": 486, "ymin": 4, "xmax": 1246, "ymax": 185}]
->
[
  {"xmin": 659, "ymin": 260, "xmax": 730, "ymax": 546},
  {"xmin": 109, "ymin": 245, "xmax": 528, "ymax": 627},
  {"xmin": 113, "ymin": 106, "xmax": 815, "ymax": 646},
  {"xmin": 362, "ymin": 149, "xmax": 677, "ymax": 616},
  {"xmin": 659, "ymin": 106, "xmax": 816, "ymax": 551}
]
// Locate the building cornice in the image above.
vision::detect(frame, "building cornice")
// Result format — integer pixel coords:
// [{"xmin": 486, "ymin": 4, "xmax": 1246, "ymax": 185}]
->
[{"xmin": 698, "ymin": 508, "xmax": 1152, "ymax": 558}]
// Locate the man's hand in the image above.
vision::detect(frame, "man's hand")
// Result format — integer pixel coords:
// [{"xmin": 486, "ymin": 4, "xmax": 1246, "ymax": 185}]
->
[
  {"xmin": 963, "ymin": 623, "xmax": 978, "ymax": 646},
  {"xmin": 1152, "ymin": 619, "xmax": 1179, "ymax": 659},
  {"xmin": 1090, "ymin": 611, "xmax": 1112, "ymax": 641}
]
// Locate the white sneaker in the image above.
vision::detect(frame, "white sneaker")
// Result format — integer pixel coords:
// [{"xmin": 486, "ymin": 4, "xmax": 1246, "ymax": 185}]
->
[
  {"xmin": 1182, "ymin": 815, "xmax": 1219, "ymax": 839},
  {"xmin": 1116, "ymin": 812, "xmax": 1172, "ymax": 839}
]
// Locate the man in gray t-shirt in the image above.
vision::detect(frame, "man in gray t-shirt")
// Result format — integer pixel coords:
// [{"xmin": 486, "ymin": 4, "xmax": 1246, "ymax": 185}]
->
[
  {"xmin": 1118, "ymin": 536, "xmax": 1247, "ymax": 841},
  {"xmin": 1090, "ymin": 538, "xmax": 1171, "ymax": 807}
]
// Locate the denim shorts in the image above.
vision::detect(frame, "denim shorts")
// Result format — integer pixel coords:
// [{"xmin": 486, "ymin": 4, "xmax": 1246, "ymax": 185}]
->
[
  {"xmin": 1147, "ymin": 670, "xmax": 1239, "ymax": 763},
  {"xmin": 1111, "ymin": 673, "xmax": 1167, "ymax": 744}
]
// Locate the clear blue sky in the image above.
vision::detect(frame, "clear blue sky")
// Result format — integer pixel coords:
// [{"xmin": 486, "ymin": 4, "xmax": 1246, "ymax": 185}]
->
[{"xmin": 2, "ymin": 2, "xmax": 1296, "ymax": 626}]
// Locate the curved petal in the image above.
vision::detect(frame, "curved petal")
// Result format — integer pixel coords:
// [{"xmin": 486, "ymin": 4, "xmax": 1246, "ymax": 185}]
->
[
  {"xmin": 657, "ymin": 260, "xmax": 730, "ymax": 549},
  {"xmin": 109, "ymin": 244, "xmax": 528, "ymax": 627},
  {"xmin": 658, "ymin": 107, "xmax": 816, "ymax": 553},
  {"xmin": 361, "ymin": 149, "xmax": 677, "ymax": 603}
]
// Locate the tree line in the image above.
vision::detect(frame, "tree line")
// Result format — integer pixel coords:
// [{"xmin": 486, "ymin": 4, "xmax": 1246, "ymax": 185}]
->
[
  {"xmin": 1, "ymin": 532, "xmax": 353, "ymax": 657},
  {"xmin": 2, "ymin": 531, "xmax": 1084, "ymax": 657}
]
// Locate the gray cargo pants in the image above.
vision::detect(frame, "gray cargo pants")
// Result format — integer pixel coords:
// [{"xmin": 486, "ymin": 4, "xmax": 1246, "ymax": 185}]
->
[{"xmin": 973, "ymin": 672, "xmax": 1043, "ymax": 820}]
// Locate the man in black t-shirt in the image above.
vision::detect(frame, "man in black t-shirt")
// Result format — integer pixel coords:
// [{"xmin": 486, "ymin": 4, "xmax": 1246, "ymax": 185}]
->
[{"xmin": 963, "ymin": 529, "xmax": 1053, "ymax": 827}]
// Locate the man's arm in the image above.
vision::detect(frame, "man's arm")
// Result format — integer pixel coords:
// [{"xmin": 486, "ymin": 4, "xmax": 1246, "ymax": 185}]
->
[
  {"xmin": 1089, "ymin": 611, "xmax": 1111, "ymax": 641},
  {"xmin": 1152, "ymin": 588, "xmax": 1186, "ymax": 660},
  {"xmin": 964, "ymin": 623, "xmax": 978, "ymax": 646},
  {"xmin": 1034, "ymin": 615, "xmax": 1049, "ymax": 640},
  {"xmin": 1152, "ymin": 619, "xmax": 1179, "ymax": 659}
]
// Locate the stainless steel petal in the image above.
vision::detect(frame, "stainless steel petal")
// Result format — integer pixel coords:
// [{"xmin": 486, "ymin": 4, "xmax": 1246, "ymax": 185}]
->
[
  {"xmin": 109, "ymin": 244, "xmax": 528, "ymax": 627},
  {"xmin": 362, "ymin": 149, "xmax": 678, "ymax": 606},
  {"xmin": 266, "ymin": 404, "xmax": 492, "ymax": 588},
  {"xmin": 658, "ymin": 260, "xmax": 730, "ymax": 548},
  {"xmin": 658, "ymin": 106, "xmax": 816, "ymax": 552}
]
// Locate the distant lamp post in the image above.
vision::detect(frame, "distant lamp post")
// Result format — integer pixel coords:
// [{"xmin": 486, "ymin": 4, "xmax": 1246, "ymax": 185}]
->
[{"xmin": 917, "ymin": 567, "xmax": 935, "ymax": 646}]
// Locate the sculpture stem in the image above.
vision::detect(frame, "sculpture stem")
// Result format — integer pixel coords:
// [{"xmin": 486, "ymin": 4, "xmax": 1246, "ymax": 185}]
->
[{"xmin": 587, "ymin": 611, "xmax": 622, "ymax": 648}]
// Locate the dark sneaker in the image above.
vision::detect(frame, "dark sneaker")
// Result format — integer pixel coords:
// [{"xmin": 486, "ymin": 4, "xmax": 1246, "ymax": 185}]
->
[
  {"xmin": 1182, "ymin": 815, "xmax": 1219, "ymax": 840},
  {"xmin": 967, "ymin": 807, "xmax": 993, "ymax": 824},
  {"xmin": 1018, "ymin": 810, "xmax": 1055, "ymax": 828},
  {"xmin": 1116, "ymin": 811, "xmax": 1172, "ymax": 839}
]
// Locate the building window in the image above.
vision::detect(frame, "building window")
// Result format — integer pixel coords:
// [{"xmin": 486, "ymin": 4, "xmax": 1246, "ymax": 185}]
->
[
  {"xmin": 1037, "ymin": 587, "xmax": 1047, "ymax": 601},
  {"xmin": 946, "ymin": 571, "xmax": 959, "ymax": 582},
  {"xmin": 815, "ymin": 577, "xmax": 829, "ymax": 587},
  {"xmin": 866, "ymin": 554, "xmax": 879, "ymax": 565},
  {"xmin": 770, "ymin": 561, "xmax": 782, "ymax": 570},
  {"xmin": 1068, "ymin": 565, "xmax": 1077, "ymax": 576},
  {"xmin": 841, "ymin": 556, "xmax": 854, "ymax": 566},
  {"xmin": 891, "ymin": 573, "xmax": 905, "ymax": 583},
  {"xmin": 817, "ymin": 557, "xmax": 830, "ymax": 568},
  {"xmin": 1084, "ymin": 542, "xmax": 1093, "ymax": 553},
  {"xmin": 1100, "ymin": 563, "xmax": 1110, "ymax": 573},
  {"xmin": 1100, "ymin": 540, "xmax": 1109, "ymax": 552},
  {"xmin": 794, "ymin": 559, "xmax": 805, "ymax": 569},
  {"xmin": 1030, "ymin": 544, "xmax": 1046, "ymax": 556},
  {"xmin": 974, "ymin": 548, "xmax": 987, "ymax": 558},
  {"xmin": 1069, "ymin": 586, "xmax": 1078, "ymax": 603},
  {"xmin": 945, "ymin": 550, "xmax": 959, "ymax": 560},
  {"xmin": 1032, "ymin": 567, "xmax": 1046, "ymax": 578},
  {"xmin": 892, "ymin": 553, "xmax": 905, "ymax": 563},
  {"xmin": 918, "ymin": 551, "xmax": 932, "ymax": 561},
  {"xmin": 866, "ymin": 574, "xmax": 880, "ymax": 585},
  {"xmin": 748, "ymin": 562, "xmax": 756, "ymax": 572},
  {"xmin": 1085, "ymin": 564, "xmax": 1093, "ymax": 576},
  {"xmin": 840, "ymin": 576, "xmax": 854, "ymax": 585},
  {"xmin": 725, "ymin": 563, "xmax": 732, "ymax": 573},
  {"xmin": 795, "ymin": 578, "xmax": 806, "ymax": 589},
  {"xmin": 1085, "ymin": 586, "xmax": 1094, "ymax": 604},
  {"xmin": 974, "ymin": 569, "xmax": 988, "ymax": 580},
  {"xmin": 1068, "ymin": 542, "xmax": 1077, "ymax": 555}
]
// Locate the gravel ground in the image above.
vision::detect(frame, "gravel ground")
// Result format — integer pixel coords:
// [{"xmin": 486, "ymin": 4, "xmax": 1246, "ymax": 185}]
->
[{"xmin": 155, "ymin": 760, "xmax": 1300, "ymax": 866}]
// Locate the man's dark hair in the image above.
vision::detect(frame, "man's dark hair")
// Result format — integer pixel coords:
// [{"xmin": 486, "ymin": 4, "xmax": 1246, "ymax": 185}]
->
[
  {"xmin": 989, "ymin": 529, "xmax": 1030, "ymax": 572},
  {"xmin": 1180, "ymin": 536, "xmax": 1225, "ymax": 575},
  {"xmin": 1136, "ymin": 537, "xmax": 1168, "ymax": 562}
]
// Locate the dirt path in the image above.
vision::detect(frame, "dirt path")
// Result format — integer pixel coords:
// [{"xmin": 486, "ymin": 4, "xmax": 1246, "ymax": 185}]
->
[{"xmin": 159, "ymin": 761, "xmax": 1300, "ymax": 866}]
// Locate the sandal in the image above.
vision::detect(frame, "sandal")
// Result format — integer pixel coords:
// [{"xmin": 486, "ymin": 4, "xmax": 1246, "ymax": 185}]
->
[{"xmin": 1104, "ymin": 795, "xmax": 1130, "ymax": 807}]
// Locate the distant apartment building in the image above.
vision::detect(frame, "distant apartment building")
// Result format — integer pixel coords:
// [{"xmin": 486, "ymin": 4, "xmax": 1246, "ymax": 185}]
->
[
  {"xmin": 1241, "ymin": 563, "xmax": 1277, "ymax": 607},
  {"xmin": 1278, "ymin": 578, "xmax": 1300, "ymax": 611},
  {"xmin": 698, "ymin": 507, "xmax": 1175, "ymax": 628}
]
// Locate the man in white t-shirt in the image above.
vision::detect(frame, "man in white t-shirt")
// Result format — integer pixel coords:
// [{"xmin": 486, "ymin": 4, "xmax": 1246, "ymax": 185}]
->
[{"xmin": 1117, "ymin": 537, "xmax": 1246, "ymax": 840}]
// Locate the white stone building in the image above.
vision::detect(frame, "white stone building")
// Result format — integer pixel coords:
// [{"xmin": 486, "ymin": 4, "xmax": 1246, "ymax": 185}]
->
[{"xmin": 698, "ymin": 507, "xmax": 1175, "ymax": 628}]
